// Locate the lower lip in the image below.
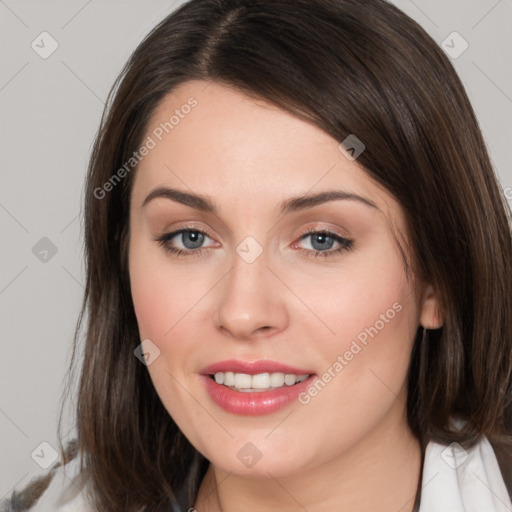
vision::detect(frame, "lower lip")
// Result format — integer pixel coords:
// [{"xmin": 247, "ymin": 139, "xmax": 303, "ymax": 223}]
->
[{"xmin": 200, "ymin": 374, "xmax": 316, "ymax": 415}]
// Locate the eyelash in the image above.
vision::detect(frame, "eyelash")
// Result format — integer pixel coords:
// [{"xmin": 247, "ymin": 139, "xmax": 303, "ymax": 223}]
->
[{"xmin": 154, "ymin": 226, "xmax": 354, "ymax": 260}]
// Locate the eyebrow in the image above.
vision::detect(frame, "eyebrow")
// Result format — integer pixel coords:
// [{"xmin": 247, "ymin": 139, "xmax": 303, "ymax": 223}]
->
[{"xmin": 142, "ymin": 186, "xmax": 379, "ymax": 214}]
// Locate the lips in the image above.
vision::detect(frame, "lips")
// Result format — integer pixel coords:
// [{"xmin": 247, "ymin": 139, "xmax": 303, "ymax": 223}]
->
[
  {"xmin": 200, "ymin": 359, "xmax": 314, "ymax": 375},
  {"xmin": 199, "ymin": 359, "xmax": 317, "ymax": 415}
]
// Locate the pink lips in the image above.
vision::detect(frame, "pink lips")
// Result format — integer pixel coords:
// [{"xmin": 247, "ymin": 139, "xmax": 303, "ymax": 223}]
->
[
  {"xmin": 199, "ymin": 359, "xmax": 316, "ymax": 416},
  {"xmin": 200, "ymin": 359, "xmax": 313, "ymax": 376}
]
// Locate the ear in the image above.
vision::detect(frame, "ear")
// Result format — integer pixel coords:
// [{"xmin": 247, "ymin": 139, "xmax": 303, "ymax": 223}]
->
[{"xmin": 419, "ymin": 284, "xmax": 444, "ymax": 329}]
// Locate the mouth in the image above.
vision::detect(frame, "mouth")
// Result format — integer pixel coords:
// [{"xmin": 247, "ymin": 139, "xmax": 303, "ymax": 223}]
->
[
  {"xmin": 208, "ymin": 371, "xmax": 311, "ymax": 392},
  {"xmin": 199, "ymin": 359, "xmax": 317, "ymax": 415}
]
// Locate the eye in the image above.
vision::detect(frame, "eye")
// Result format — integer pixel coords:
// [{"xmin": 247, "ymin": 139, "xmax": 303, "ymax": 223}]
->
[
  {"xmin": 154, "ymin": 227, "xmax": 215, "ymax": 259},
  {"xmin": 293, "ymin": 229, "xmax": 354, "ymax": 259}
]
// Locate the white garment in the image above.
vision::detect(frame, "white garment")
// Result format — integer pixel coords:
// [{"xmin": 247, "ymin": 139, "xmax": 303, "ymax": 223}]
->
[
  {"xmin": 420, "ymin": 436, "xmax": 512, "ymax": 512},
  {"xmin": 4, "ymin": 436, "xmax": 511, "ymax": 511}
]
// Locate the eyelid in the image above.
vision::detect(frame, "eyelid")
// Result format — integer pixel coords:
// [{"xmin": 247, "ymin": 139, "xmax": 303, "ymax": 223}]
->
[
  {"xmin": 164, "ymin": 224, "xmax": 217, "ymax": 246},
  {"xmin": 157, "ymin": 222, "xmax": 215, "ymax": 239},
  {"xmin": 294, "ymin": 222, "xmax": 351, "ymax": 240}
]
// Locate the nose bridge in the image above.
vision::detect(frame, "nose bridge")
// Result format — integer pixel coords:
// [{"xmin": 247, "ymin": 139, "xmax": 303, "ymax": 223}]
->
[{"xmin": 214, "ymin": 232, "xmax": 286, "ymax": 338}]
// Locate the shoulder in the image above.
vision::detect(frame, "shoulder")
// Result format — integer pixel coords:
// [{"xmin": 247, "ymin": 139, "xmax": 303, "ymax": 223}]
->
[
  {"xmin": 420, "ymin": 433, "xmax": 512, "ymax": 511},
  {"xmin": 0, "ymin": 455, "xmax": 93, "ymax": 512}
]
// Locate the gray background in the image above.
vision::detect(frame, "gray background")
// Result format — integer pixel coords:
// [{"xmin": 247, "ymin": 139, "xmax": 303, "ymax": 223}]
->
[{"xmin": 0, "ymin": 0, "xmax": 511, "ymax": 498}]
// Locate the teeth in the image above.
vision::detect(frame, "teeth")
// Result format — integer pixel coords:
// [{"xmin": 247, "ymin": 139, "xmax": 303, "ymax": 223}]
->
[
  {"xmin": 270, "ymin": 372, "xmax": 285, "ymax": 387},
  {"xmin": 224, "ymin": 371, "xmax": 235, "ymax": 386},
  {"xmin": 234, "ymin": 373, "xmax": 252, "ymax": 389},
  {"xmin": 212, "ymin": 371, "xmax": 310, "ymax": 391},
  {"xmin": 252, "ymin": 373, "xmax": 270, "ymax": 388},
  {"xmin": 284, "ymin": 374, "xmax": 296, "ymax": 386}
]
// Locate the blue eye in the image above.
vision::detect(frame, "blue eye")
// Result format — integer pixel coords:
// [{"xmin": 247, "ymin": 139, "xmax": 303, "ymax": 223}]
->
[
  {"xmin": 155, "ymin": 228, "xmax": 213, "ymax": 259},
  {"xmin": 295, "ymin": 229, "xmax": 354, "ymax": 259},
  {"xmin": 171, "ymin": 230, "xmax": 206, "ymax": 250},
  {"xmin": 154, "ymin": 227, "xmax": 353, "ymax": 259}
]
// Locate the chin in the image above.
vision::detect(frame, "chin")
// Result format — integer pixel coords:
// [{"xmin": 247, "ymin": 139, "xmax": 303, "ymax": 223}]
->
[{"xmin": 199, "ymin": 433, "xmax": 317, "ymax": 478}]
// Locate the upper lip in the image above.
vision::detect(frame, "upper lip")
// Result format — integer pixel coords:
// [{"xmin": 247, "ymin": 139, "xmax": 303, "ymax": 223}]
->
[{"xmin": 200, "ymin": 359, "xmax": 314, "ymax": 376}]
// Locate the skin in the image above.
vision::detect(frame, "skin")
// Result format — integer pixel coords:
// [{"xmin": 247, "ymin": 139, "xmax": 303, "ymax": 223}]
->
[{"xmin": 128, "ymin": 79, "xmax": 443, "ymax": 512}]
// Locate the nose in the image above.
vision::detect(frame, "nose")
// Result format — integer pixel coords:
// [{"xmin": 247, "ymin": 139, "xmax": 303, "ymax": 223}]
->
[{"xmin": 214, "ymin": 242, "xmax": 289, "ymax": 341}]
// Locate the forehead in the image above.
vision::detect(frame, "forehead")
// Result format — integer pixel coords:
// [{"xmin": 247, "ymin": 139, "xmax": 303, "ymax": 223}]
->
[{"xmin": 131, "ymin": 80, "xmax": 399, "ymax": 220}]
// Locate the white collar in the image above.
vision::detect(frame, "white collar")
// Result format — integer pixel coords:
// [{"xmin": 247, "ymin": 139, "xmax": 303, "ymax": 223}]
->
[{"xmin": 420, "ymin": 435, "xmax": 512, "ymax": 511}]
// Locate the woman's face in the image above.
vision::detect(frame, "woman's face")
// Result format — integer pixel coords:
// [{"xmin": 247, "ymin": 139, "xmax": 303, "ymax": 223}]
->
[{"xmin": 128, "ymin": 80, "xmax": 440, "ymax": 477}]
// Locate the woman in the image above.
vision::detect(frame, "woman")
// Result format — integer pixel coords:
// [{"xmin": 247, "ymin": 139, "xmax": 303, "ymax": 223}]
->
[{"xmin": 2, "ymin": 0, "xmax": 511, "ymax": 510}]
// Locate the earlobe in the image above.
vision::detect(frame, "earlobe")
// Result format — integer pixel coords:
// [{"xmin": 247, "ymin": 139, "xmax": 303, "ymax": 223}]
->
[{"xmin": 419, "ymin": 284, "xmax": 444, "ymax": 329}]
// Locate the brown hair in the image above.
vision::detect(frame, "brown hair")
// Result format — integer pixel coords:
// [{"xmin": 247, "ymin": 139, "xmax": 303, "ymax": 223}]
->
[{"xmin": 24, "ymin": 0, "xmax": 512, "ymax": 510}]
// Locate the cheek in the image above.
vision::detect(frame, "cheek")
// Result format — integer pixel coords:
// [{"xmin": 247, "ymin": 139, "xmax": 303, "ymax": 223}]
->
[
  {"xmin": 289, "ymin": 241, "xmax": 417, "ymax": 357},
  {"xmin": 129, "ymin": 237, "xmax": 204, "ymax": 347},
  {"xmin": 291, "ymin": 240, "xmax": 419, "ymax": 413},
  {"xmin": 129, "ymin": 233, "xmax": 183, "ymax": 352},
  {"xmin": 287, "ymin": 249, "xmax": 418, "ymax": 455},
  {"xmin": 128, "ymin": 242, "xmax": 204, "ymax": 413},
  {"xmin": 130, "ymin": 262, "xmax": 170, "ymax": 343}
]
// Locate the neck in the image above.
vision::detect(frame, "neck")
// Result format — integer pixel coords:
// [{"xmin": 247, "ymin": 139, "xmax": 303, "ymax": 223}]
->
[{"xmin": 194, "ymin": 409, "xmax": 423, "ymax": 512}]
